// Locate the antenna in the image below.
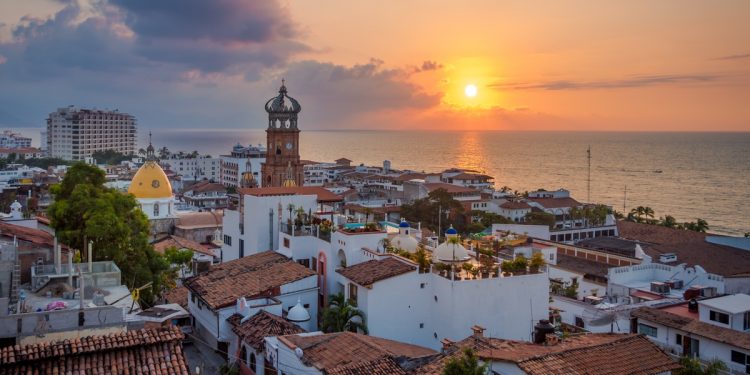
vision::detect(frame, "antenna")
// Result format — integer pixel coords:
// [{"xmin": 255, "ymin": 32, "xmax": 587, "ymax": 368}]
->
[{"xmin": 586, "ymin": 145, "xmax": 591, "ymax": 203}]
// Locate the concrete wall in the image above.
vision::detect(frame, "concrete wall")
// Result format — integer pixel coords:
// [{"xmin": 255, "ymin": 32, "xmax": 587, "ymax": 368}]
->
[
  {"xmin": 0, "ymin": 305, "xmax": 125, "ymax": 342},
  {"xmin": 492, "ymin": 224, "xmax": 550, "ymax": 239}
]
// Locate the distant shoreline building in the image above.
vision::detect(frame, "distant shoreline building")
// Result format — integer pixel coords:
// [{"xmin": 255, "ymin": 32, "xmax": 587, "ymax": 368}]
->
[
  {"xmin": 46, "ymin": 106, "xmax": 136, "ymax": 161},
  {"xmin": 0, "ymin": 130, "xmax": 32, "ymax": 149},
  {"xmin": 220, "ymin": 143, "xmax": 265, "ymax": 188}
]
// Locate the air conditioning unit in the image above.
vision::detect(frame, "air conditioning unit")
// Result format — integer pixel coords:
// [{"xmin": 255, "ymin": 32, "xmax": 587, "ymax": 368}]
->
[
  {"xmin": 650, "ymin": 281, "xmax": 670, "ymax": 295},
  {"xmin": 665, "ymin": 279, "xmax": 684, "ymax": 289},
  {"xmin": 659, "ymin": 253, "xmax": 677, "ymax": 263}
]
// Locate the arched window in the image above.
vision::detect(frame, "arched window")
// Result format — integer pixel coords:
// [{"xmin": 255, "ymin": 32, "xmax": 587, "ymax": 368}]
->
[
  {"xmin": 153, "ymin": 203, "xmax": 160, "ymax": 217},
  {"xmin": 249, "ymin": 352, "xmax": 256, "ymax": 370}
]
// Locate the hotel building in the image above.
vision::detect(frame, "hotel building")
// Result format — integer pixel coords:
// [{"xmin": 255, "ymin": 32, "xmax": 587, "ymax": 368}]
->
[{"xmin": 46, "ymin": 106, "xmax": 136, "ymax": 160}]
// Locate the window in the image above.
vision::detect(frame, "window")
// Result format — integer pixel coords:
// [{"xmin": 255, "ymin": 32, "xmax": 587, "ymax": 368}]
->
[
  {"xmin": 312, "ymin": 257, "xmax": 318, "ymax": 271},
  {"xmin": 348, "ymin": 283, "xmax": 358, "ymax": 306},
  {"xmin": 249, "ymin": 352, "xmax": 256, "ymax": 370},
  {"xmin": 638, "ymin": 323, "xmax": 658, "ymax": 337},
  {"xmin": 731, "ymin": 350, "xmax": 747, "ymax": 364},
  {"xmin": 745, "ymin": 311, "xmax": 750, "ymax": 330},
  {"xmin": 153, "ymin": 203, "xmax": 160, "ymax": 217},
  {"xmin": 676, "ymin": 334, "xmax": 682, "ymax": 345},
  {"xmin": 298, "ymin": 259, "xmax": 310, "ymax": 268},
  {"xmin": 224, "ymin": 235, "xmax": 232, "ymax": 246},
  {"xmin": 283, "ymin": 237, "xmax": 290, "ymax": 248},
  {"xmin": 709, "ymin": 310, "xmax": 730, "ymax": 324},
  {"xmin": 420, "ymin": 283, "xmax": 426, "ymax": 289}
]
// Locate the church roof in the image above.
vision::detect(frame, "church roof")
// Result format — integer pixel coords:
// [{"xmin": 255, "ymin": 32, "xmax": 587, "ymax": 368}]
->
[
  {"xmin": 128, "ymin": 161, "xmax": 173, "ymax": 199},
  {"xmin": 265, "ymin": 81, "xmax": 301, "ymax": 114}
]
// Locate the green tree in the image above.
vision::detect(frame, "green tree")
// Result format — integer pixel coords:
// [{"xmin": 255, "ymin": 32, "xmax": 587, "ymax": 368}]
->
[
  {"xmin": 661, "ymin": 215, "xmax": 678, "ymax": 228},
  {"xmin": 164, "ymin": 246, "xmax": 194, "ymax": 284},
  {"xmin": 523, "ymin": 212, "xmax": 555, "ymax": 228},
  {"xmin": 675, "ymin": 357, "xmax": 727, "ymax": 375},
  {"xmin": 684, "ymin": 218, "xmax": 709, "ymax": 233},
  {"xmin": 401, "ymin": 188, "xmax": 464, "ymax": 233},
  {"xmin": 321, "ymin": 293, "xmax": 368, "ymax": 334},
  {"xmin": 48, "ymin": 163, "xmax": 168, "ymax": 304},
  {"xmin": 91, "ymin": 149, "xmax": 132, "ymax": 165},
  {"xmin": 443, "ymin": 348, "xmax": 489, "ymax": 375}
]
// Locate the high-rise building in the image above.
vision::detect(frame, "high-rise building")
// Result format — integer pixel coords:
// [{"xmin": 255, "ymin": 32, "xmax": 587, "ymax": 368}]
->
[
  {"xmin": 261, "ymin": 81, "xmax": 303, "ymax": 187},
  {"xmin": 46, "ymin": 106, "xmax": 136, "ymax": 160},
  {"xmin": 220, "ymin": 143, "xmax": 266, "ymax": 188},
  {"xmin": 0, "ymin": 130, "xmax": 32, "ymax": 149}
]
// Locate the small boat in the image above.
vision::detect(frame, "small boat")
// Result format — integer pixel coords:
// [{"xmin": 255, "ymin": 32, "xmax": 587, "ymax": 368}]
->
[{"xmin": 653, "ymin": 170, "xmax": 663, "ymax": 174}]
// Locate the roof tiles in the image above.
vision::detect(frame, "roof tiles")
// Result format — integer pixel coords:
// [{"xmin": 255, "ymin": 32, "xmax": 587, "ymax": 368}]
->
[
  {"xmin": 337, "ymin": 257, "xmax": 416, "ymax": 287},
  {"xmin": 227, "ymin": 310, "xmax": 305, "ymax": 351}
]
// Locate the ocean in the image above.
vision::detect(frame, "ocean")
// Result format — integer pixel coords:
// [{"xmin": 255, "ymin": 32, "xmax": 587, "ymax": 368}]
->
[{"xmin": 14, "ymin": 128, "xmax": 750, "ymax": 236}]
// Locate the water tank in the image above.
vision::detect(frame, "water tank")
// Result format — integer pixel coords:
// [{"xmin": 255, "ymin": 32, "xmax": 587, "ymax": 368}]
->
[{"xmin": 534, "ymin": 319, "xmax": 555, "ymax": 344}]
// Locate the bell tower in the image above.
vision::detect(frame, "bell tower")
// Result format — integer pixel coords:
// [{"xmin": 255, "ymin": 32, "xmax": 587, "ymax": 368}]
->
[{"xmin": 261, "ymin": 80, "xmax": 303, "ymax": 187}]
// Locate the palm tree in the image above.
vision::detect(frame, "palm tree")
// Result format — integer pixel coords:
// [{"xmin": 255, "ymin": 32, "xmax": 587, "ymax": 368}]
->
[
  {"xmin": 499, "ymin": 186, "xmax": 511, "ymax": 193},
  {"xmin": 643, "ymin": 206, "xmax": 655, "ymax": 220},
  {"xmin": 321, "ymin": 293, "xmax": 368, "ymax": 334},
  {"xmin": 158, "ymin": 146, "xmax": 170, "ymax": 159},
  {"xmin": 377, "ymin": 238, "xmax": 393, "ymax": 253},
  {"xmin": 363, "ymin": 207, "xmax": 373, "ymax": 224},
  {"xmin": 675, "ymin": 356, "xmax": 727, "ymax": 375},
  {"xmin": 661, "ymin": 215, "xmax": 678, "ymax": 228}
]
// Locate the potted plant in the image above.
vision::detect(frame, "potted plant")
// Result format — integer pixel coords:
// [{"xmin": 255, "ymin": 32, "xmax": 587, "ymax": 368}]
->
[
  {"xmin": 512, "ymin": 254, "xmax": 528, "ymax": 274},
  {"xmin": 479, "ymin": 254, "xmax": 494, "ymax": 278},
  {"xmin": 501, "ymin": 260, "xmax": 513, "ymax": 276},
  {"xmin": 470, "ymin": 267, "xmax": 480, "ymax": 280},
  {"xmin": 529, "ymin": 252, "xmax": 546, "ymax": 273},
  {"xmin": 462, "ymin": 263, "xmax": 474, "ymax": 278}
]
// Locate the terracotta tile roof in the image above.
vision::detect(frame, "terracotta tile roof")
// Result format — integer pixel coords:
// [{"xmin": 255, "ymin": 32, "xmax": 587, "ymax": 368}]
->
[
  {"xmin": 555, "ymin": 254, "xmax": 614, "ymax": 279},
  {"xmin": 279, "ymin": 332, "xmax": 436, "ymax": 374},
  {"xmin": 500, "ymin": 201, "xmax": 532, "ymax": 210},
  {"xmin": 238, "ymin": 186, "xmax": 344, "ymax": 202},
  {"xmin": 337, "ymin": 257, "xmax": 416, "ymax": 288},
  {"xmin": 153, "ymin": 234, "xmax": 215, "ymax": 257},
  {"xmin": 184, "ymin": 181, "xmax": 226, "ymax": 194},
  {"xmin": 617, "ymin": 221, "xmax": 750, "ymax": 277},
  {"xmin": 0, "ymin": 327, "xmax": 189, "ymax": 375},
  {"xmin": 0, "ymin": 221, "xmax": 55, "ymax": 247},
  {"xmin": 516, "ymin": 335, "xmax": 680, "ymax": 375},
  {"xmin": 328, "ymin": 356, "xmax": 406, "ymax": 375},
  {"xmin": 449, "ymin": 173, "xmax": 493, "ymax": 181},
  {"xmin": 162, "ymin": 286, "xmax": 188, "ymax": 309},
  {"xmin": 527, "ymin": 197, "xmax": 582, "ymax": 209},
  {"xmin": 184, "ymin": 251, "xmax": 315, "ymax": 310},
  {"xmin": 414, "ymin": 333, "xmax": 677, "ymax": 375},
  {"xmin": 394, "ymin": 173, "xmax": 429, "ymax": 182},
  {"xmin": 632, "ymin": 307, "xmax": 750, "ymax": 351},
  {"xmin": 227, "ymin": 310, "xmax": 305, "ymax": 351},
  {"xmin": 176, "ymin": 211, "xmax": 222, "ymax": 229},
  {"xmin": 423, "ymin": 183, "xmax": 480, "ymax": 194}
]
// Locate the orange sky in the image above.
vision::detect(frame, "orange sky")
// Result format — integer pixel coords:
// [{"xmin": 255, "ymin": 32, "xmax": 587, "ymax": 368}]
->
[
  {"xmin": 1, "ymin": 0, "xmax": 749, "ymax": 131},
  {"xmin": 288, "ymin": 0, "xmax": 750, "ymax": 131}
]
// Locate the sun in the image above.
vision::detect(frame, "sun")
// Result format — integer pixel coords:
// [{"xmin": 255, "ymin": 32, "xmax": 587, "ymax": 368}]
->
[{"xmin": 464, "ymin": 84, "xmax": 478, "ymax": 98}]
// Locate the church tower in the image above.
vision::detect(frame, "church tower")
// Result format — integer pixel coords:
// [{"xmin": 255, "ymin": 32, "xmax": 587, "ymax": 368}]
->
[{"xmin": 261, "ymin": 80, "xmax": 303, "ymax": 187}]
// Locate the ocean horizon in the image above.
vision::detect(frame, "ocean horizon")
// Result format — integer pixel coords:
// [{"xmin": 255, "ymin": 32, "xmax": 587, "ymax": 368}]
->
[{"xmin": 9, "ymin": 128, "xmax": 750, "ymax": 236}]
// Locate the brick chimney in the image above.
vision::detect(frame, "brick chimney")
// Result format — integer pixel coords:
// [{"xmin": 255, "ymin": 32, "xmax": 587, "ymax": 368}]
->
[
  {"xmin": 440, "ymin": 338, "xmax": 454, "ymax": 352},
  {"xmin": 471, "ymin": 325, "xmax": 486, "ymax": 338}
]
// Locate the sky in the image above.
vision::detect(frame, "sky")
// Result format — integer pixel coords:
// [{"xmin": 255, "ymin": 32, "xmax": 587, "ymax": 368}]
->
[{"xmin": 0, "ymin": 0, "xmax": 749, "ymax": 133}]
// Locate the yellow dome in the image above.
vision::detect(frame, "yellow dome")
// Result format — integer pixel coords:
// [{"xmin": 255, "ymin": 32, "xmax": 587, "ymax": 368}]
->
[{"xmin": 128, "ymin": 161, "xmax": 173, "ymax": 199}]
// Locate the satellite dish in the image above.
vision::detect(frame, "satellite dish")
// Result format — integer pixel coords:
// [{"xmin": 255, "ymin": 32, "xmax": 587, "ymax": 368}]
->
[{"xmin": 295, "ymin": 347, "xmax": 304, "ymax": 358}]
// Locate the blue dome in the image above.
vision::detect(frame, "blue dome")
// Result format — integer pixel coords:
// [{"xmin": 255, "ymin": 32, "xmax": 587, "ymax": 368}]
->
[
  {"xmin": 445, "ymin": 226, "xmax": 457, "ymax": 235},
  {"xmin": 399, "ymin": 220, "xmax": 410, "ymax": 228}
]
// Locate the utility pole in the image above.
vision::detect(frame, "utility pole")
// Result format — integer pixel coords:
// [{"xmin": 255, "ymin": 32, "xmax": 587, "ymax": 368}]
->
[
  {"xmin": 587, "ymin": 145, "xmax": 591, "ymax": 203},
  {"xmin": 623, "ymin": 185, "xmax": 627, "ymax": 213}
]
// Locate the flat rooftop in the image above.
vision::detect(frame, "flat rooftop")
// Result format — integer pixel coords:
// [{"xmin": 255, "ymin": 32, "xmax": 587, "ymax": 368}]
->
[{"xmin": 699, "ymin": 294, "xmax": 750, "ymax": 314}]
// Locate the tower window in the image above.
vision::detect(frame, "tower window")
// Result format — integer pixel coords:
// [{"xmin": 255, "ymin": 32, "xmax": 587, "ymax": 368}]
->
[{"xmin": 153, "ymin": 204, "xmax": 159, "ymax": 217}]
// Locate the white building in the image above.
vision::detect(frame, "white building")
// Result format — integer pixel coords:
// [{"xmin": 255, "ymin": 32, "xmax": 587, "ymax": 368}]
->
[
  {"xmin": 183, "ymin": 251, "xmax": 318, "ymax": 354},
  {"xmin": 162, "ymin": 155, "xmax": 220, "ymax": 182},
  {"xmin": 632, "ymin": 294, "xmax": 750, "ymax": 374},
  {"xmin": 220, "ymin": 143, "xmax": 266, "ymax": 188},
  {"xmin": 220, "ymin": 187, "xmax": 342, "ymax": 262},
  {"xmin": 46, "ymin": 106, "xmax": 136, "ymax": 160},
  {"xmin": 0, "ymin": 130, "xmax": 32, "ymax": 149}
]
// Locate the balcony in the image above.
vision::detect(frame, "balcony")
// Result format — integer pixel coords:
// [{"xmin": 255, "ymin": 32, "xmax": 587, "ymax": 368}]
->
[{"xmin": 281, "ymin": 223, "xmax": 331, "ymax": 242}]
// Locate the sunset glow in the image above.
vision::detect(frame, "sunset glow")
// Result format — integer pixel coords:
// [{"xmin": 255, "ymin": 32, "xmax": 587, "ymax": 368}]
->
[{"xmin": 465, "ymin": 84, "xmax": 478, "ymax": 98}]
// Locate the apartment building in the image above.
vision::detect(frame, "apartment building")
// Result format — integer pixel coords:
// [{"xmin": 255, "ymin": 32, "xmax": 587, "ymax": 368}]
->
[{"xmin": 46, "ymin": 106, "xmax": 136, "ymax": 160}]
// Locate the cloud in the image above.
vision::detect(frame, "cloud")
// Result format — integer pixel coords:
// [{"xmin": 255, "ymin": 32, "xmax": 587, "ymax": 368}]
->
[
  {"xmin": 491, "ymin": 74, "xmax": 719, "ymax": 91},
  {"xmin": 714, "ymin": 53, "xmax": 750, "ymax": 61},
  {"xmin": 276, "ymin": 59, "xmax": 441, "ymax": 126},
  {"xmin": 417, "ymin": 60, "xmax": 443, "ymax": 72}
]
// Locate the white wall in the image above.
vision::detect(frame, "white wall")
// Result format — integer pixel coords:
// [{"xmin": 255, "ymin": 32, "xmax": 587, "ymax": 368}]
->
[
  {"xmin": 266, "ymin": 335, "xmax": 323, "ymax": 375},
  {"xmin": 492, "ymin": 224, "xmax": 550, "ymax": 240}
]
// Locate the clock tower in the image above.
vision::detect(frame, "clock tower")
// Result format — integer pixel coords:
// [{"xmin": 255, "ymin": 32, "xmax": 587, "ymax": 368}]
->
[{"xmin": 261, "ymin": 80, "xmax": 304, "ymax": 187}]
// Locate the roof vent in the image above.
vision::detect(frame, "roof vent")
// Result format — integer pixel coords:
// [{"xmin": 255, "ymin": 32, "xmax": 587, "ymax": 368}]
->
[
  {"xmin": 659, "ymin": 253, "xmax": 677, "ymax": 263},
  {"xmin": 688, "ymin": 299, "xmax": 698, "ymax": 312}
]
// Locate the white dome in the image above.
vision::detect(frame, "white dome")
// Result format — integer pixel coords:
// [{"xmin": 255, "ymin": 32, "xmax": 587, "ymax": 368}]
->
[
  {"xmin": 10, "ymin": 200, "xmax": 22, "ymax": 210},
  {"xmin": 392, "ymin": 234, "xmax": 419, "ymax": 253},
  {"xmin": 434, "ymin": 239, "xmax": 470, "ymax": 263},
  {"xmin": 287, "ymin": 298, "xmax": 310, "ymax": 322}
]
